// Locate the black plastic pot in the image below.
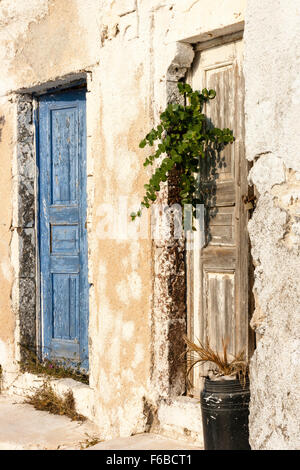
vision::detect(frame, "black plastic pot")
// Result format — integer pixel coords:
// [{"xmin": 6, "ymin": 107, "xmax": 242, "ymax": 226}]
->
[{"xmin": 200, "ymin": 376, "xmax": 250, "ymax": 450}]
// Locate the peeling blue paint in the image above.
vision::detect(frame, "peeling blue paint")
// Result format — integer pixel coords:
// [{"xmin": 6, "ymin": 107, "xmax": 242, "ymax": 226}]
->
[{"xmin": 38, "ymin": 89, "xmax": 89, "ymax": 371}]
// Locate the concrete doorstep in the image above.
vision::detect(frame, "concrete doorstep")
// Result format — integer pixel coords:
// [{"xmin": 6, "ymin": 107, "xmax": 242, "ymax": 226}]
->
[{"xmin": 0, "ymin": 395, "xmax": 202, "ymax": 450}]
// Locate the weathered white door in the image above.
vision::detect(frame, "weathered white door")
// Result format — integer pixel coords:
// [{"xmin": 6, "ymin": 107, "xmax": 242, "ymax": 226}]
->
[{"xmin": 186, "ymin": 39, "xmax": 254, "ymax": 394}]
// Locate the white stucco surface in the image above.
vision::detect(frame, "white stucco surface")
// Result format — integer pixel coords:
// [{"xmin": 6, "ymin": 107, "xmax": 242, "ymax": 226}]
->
[{"xmin": 244, "ymin": 0, "xmax": 300, "ymax": 450}]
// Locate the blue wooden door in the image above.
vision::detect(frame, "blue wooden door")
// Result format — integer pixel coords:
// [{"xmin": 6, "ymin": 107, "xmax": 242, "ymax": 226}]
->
[{"xmin": 38, "ymin": 89, "xmax": 89, "ymax": 371}]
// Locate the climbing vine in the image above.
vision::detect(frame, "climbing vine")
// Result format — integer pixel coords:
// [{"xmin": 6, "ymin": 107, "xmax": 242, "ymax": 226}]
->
[{"xmin": 131, "ymin": 83, "xmax": 234, "ymax": 225}]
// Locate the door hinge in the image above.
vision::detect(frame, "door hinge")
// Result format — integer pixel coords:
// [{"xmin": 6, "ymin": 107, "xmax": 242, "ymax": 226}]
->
[{"xmin": 242, "ymin": 194, "xmax": 257, "ymax": 211}]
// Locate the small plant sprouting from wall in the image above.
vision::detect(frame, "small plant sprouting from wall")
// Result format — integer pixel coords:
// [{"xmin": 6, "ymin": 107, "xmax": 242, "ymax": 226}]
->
[
  {"xmin": 131, "ymin": 83, "xmax": 234, "ymax": 226},
  {"xmin": 25, "ymin": 381, "xmax": 86, "ymax": 422},
  {"xmin": 19, "ymin": 344, "xmax": 89, "ymax": 385}
]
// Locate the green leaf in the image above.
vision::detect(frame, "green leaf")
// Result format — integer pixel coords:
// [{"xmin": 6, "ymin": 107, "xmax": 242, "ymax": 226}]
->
[
  {"xmin": 177, "ymin": 82, "xmax": 184, "ymax": 93},
  {"xmin": 132, "ymin": 83, "xmax": 234, "ymax": 228}
]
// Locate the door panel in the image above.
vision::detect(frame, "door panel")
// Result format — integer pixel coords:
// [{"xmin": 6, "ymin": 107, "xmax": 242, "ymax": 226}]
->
[
  {"xmin": 187, "ymin": 40, "xmax": 254, "ymax": 393},
  {"xmin": 38, "ymin": 89, "xmax": 89, "ymax": 371}
]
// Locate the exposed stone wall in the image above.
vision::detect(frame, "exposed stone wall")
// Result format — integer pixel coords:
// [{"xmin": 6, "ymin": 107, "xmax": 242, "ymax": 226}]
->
[
  {"xmin": 244, "ymin": 0, "xmax": 300, "ymax": 450},
  {"xmin": 13, "ymin": 95, "xmax": 36, "ymax": 354},
  {"xmin": 151, "ymin": 43, "xmax": 194, "ymax": 401}
]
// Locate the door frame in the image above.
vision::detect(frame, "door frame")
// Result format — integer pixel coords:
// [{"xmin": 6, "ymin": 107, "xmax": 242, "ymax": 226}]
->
[{"xmin": 185, "ymin": 37, "xmax": 255, "ymax": 393}]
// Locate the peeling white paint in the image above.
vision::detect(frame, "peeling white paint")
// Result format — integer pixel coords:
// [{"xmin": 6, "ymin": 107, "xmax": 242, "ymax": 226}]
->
[
  {"xmin": 0, "ymin": 261, "xmax": 11, "ymax": 282},
  {"xmin": 0, "ymin": 340, "xmax": 8, "ymax": 364},
  {"xmin": 122, "ymin": 321, "xmax": 135, "ymax": 341},
  {"xmin": 249, "ymin": 154, "xmax": 286, "ymax": 195},
  {"xmin": 116, "ymin": 280, "xmax": 130, "ymax": 306},
  {"xmin": 133, "ymin": 343, "xmax": 145, "ymax": 368},
  {"xmin": 128, "ymin": 271, "xmax": 142, "ymax": 300}
]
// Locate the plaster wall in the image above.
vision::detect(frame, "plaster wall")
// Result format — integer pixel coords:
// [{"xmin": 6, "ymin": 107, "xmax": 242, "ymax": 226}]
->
[
  {"xmin": 0, "ymin": 0, "xmax": 249, "ymax": 444},
  {"xmin": 0, "ymin": 97, "xmax": 15, "ymax": 383},
  {"xmin": 244, "ymin": 0, "xmax": 300, "ymax": 450}
]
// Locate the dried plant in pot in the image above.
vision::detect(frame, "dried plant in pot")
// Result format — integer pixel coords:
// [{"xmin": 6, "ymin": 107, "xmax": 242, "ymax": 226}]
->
[{"xmin": 184, "ymin": 336, "xmax": 250, "ymax": 450}]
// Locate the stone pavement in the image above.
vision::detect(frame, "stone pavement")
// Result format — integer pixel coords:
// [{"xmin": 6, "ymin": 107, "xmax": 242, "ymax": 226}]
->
[
  {"xmin": 88, "ymin": 433, "xmax": 202, "ymax": 450},
  {"xmin": 0, "ymin": 394, "xmax": 99, "ymax": 450},
  {"xmin": 0, "ymin": 394, "xmax": 202, "ymax": 450}
]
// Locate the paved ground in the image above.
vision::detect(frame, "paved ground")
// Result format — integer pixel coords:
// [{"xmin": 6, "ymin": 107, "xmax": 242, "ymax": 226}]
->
[
  {"xmin": 88, "ymin": 434, "xmax": 202, "ymax": 450},
  {"xmin": 0, "ymin": 394, "xmax": 202, "ymax": 450},
  {"xmin": 0, "ymin": 394, "xmax": 99, "ymax": 450}
]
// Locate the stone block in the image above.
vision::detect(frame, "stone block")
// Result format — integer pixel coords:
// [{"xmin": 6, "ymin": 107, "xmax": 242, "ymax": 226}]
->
[
  {"xmin": 18, "ymin": 228, "xmax": 36, "ymax": 278},
  {"xmin": 18, "ymin": 278, "xmax": 36, "ymax": 349}
]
